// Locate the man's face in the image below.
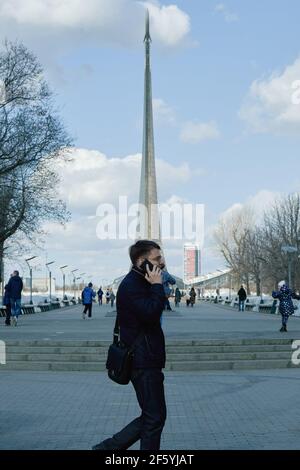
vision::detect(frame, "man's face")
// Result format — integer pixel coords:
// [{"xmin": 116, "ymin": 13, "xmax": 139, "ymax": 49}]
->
[
  {"xmin": 138, "ymin": 248, "xmax": 164, "ymax": 269},
  {"xmin": 13, "ymin": 271, "xmax": 18, "ymax": 276}
]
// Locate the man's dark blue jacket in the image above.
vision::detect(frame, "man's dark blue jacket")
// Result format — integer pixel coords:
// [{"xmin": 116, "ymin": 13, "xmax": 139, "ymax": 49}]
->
[
  {"xmin": 116, "ymin": 268, "xmax": 166, "ymax": 369},
  {"xmin": 7, "ymin": 275, "xmax": 23, "ymax": 300}
]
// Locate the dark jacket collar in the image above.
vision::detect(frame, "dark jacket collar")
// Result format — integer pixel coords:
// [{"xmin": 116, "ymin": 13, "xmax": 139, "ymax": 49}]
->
[{"xmin": 130, "ymin": 266, "xmax": 148, "ymax": 282}]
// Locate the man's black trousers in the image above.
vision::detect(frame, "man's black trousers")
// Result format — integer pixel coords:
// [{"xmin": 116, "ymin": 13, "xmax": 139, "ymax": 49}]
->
[
  {"xmin": 102, "ymin": 368, "xmax": 166, "ymax": 450},
  {"xmin": 5, "ymin": 304, "xmax": 11, "ymax": 325},
  {"xmin": 83, "ymin": 303, "xmax": 92, "ymax": 317}
]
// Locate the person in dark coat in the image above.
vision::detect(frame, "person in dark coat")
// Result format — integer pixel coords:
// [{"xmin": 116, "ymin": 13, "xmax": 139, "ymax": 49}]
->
[
  {"xmin": 92, "ymin": 240, "xmax": 166, "ymax": 451},
  {"xmin": 81, "ymin": 282, "xmax": 96, "ymax": 319},
  {"xmin": 97, "ymin": 287, "xmax": 103, "ymax": 305},
  {"xmin": 3, "ymin": 282, "xmax": 11, "ymax": 326},
  {"xmin": 105, "ymin": 289, "xmax": 110, "ymax": 304},
  {"xmin": 174, "ymin": 287, "xmax": 182, "ymax": 307},
  {"xmin": 161, "ymin": 270, "xmax": 176, "ymax": 311},
  {"xmin": 272, "ymin": 280, "xmax": 300, "ymax": 332},
  {"xmin": 7, "ymin": 270, "xmax": 23, "ymax": 326},
  {"xmin": 110, "ymin": 291, "xmax": 116, "ymax": 308},
  {"xmin": 237, "ymin": 285, "xmax": 247, "ymax": 311},
  {"xmin": 189, "ymin": 287, "xmax": 196, "ymax": 307}
]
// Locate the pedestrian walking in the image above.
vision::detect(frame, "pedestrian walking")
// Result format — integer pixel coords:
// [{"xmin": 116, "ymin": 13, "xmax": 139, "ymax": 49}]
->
[
  {"xmin": 105, "ymin": 289, "xmax": 110, "ymax": 304},
  {"xmin": 238, "ymin": 285, "xmax": 247, "ymax": 311},
  {"xmin": 92, "ymin": 239, "xmax": 166, "ymax": 451},
  {"xmin": 3, "ymin": 282, "xmax": 11, "ymax": 326},
  {"xmin": 174, "ymin": 287, "xmax": 181, "ymax": 308},
  {"xmin": 161, "ymin": 269, "xmax": 176, "ymax": 311},
  {"xmin": 110, "ymin": 291, "xmax": 116, "ymax": 308},
  {"xmin": 81, "ymin": 282, "xmax": 96, "ymax": 319},
  {"xmin": 97, "ymin": 287, "xmax": 103, "ymax": 305},
  {"xmin": 189, "ymin": 287, "xmax": 196, "ymax": 307},
  {"xmin": 6, "ymin": 271, "xmax": 23, "ymax": 326},
  {"xmin": 272, "ymin": 280, "xmax": 300, "ymax": 332}
]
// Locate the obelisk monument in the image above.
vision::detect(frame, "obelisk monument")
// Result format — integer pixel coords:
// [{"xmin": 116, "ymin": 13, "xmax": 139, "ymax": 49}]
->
[{"xmin": 137, "ymin": 10, "xmax": 161, "ymax": 244}]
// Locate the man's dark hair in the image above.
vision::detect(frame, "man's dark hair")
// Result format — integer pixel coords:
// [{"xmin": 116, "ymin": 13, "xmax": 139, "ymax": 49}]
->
[
  {"xmin": 14, "ymin": 270, "xmax": 19, "ymax": 276},
  {"xmin": 129, "ymin": 240, "xmax": 161, "ymax": 265}
]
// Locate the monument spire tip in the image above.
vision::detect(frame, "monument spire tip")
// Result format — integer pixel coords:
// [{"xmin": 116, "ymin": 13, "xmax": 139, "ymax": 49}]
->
[{"xmin": 144, "ymin": 9, "xmax": 151, "ymax": 42}]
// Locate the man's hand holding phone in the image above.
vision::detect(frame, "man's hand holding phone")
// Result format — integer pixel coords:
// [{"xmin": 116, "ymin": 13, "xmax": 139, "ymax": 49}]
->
[{"xmin": 145, "ymin": 264, "xmax": 162, "ymax": 285}]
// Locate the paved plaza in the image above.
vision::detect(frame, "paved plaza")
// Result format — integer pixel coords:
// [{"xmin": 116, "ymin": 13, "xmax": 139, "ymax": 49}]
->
[
  {"xmin": 0, "ymin": 302, "xmax": 300, "ymax": 450},
  {"xmin": 0, "ymin": 369, "xmax": 300, "ymax": 450},
  {"xmin": 1, "ymin": 301, "xmax": 300, "ymax": 341}
]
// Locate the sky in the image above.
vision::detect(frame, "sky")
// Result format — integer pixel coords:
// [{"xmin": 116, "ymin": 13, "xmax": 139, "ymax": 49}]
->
[{"xmin": 1, "ymin": 0, "xmax": 300, "ymax": 287}]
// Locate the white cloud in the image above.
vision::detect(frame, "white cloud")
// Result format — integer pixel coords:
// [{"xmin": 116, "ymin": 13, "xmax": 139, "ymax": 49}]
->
[
  {"xmin": 180, "ymin": 121, "xmax": 220, "ymax": 143},
  {"xmin": 239, "ymin": 57, "xmax": 300, "ymax": 135},
  {"xmin": 144, "ymin": 1, "xmax": 190, "ymax": 46},
  {"xmin": 201, "ymin": 190, "xmax": 281, "ymax": 274},
  {"xmin": 245, "ymin": 190, "xmax": 280, "ymax": 218},
  {"xmin": 153, "ymin": 98, "xmax": 176, "ymax": 124},
  {"xmin": 0, "ymin": 0, "xmax": 190, "ymax": 47},
  {"xmin": 214, "ymin": 3, "xmax": 239, "ymax": 23},
  {"xmin": 152, "ymin": 98, "xmax": 220, "ymax": 146},
  {"xmin": 57, "ymin": 147, "xmax": 195, "ymax": 213},
  {"xmin": 219, "ymin": 190, "xmax": 280, "ymax": 225},
  {"xmin": 37, "ymin": 146, "xmax": 206, "ymax": 281}
]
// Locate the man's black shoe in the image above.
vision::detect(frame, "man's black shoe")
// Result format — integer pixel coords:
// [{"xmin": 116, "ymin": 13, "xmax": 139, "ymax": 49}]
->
[
  {"xmin": 280, "ymin": 326, "xmax": 285, "ymax": 332},
  {"xmin": 92, "ymin": 441, "xmax": 109, "ymax": 450}
]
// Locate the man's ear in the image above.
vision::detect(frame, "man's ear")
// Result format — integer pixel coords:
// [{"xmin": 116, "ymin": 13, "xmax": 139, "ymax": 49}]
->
[{"xmin": 136, "ymin": 257, "xmax": 143, "ymax": 267}]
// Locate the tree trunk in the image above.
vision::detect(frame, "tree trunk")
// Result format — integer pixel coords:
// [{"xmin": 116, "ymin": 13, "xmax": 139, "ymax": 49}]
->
[
  {"xmin": 0, "ymin": 241, "xmax": 4, "ymax": 296},
  {"xmin": 255, "ymin": 277, "xmax": 261, "ymax": 296},
  {"xmin": 245, "ymin": 274, "xmax": 251, "ymax": 296}
]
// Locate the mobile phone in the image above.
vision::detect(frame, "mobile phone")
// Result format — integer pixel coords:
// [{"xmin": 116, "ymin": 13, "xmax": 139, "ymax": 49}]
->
[{"xmin": 139, "ymin": 259, "xmax": 154, "ymax": 275}]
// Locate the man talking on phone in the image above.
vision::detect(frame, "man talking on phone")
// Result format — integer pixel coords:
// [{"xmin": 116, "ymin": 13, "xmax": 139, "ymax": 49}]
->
[{"xmin": 92, "ymin": 240, "xmax": 166, "ymax": 450}]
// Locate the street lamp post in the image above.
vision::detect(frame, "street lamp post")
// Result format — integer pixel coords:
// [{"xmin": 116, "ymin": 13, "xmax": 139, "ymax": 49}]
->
[
  {"xmin": 80, "ymin": 273, "xmax": 86, "ymax": 287},
  {"xmin": 1, "ymin": 257, "xmax": 3, "ymax": 299},
  {"xmin": 71, "ymin": 269, "xmax": 78, "ymax": 298},
  {"xmin": 60, "ymin": 265, "xmax": 68, "ymax": 299},
  {"xmin": 257, "ymin": 256, "xmax": 266, "ymax": 300},
  {"xmin": 0, "ymin": 252, "xmax": 5, "ymax": 299},
  {"xmin": 25, "ymin": 256, "xmax": 37, "ymax": 304},
  {"xmin": 230, "ymin": 273, "xmax": 233, "ymax": 299},
  {"xmin": 76, "ymin": 276, "xmax": 82, "ymax": 300},
  {"xmin": 281, "ymin": 246, "xmax": 297, "ymax": 289},
  {"xmin": 46, "ymin": 261, "xmax": 55, "ymax": 302}
]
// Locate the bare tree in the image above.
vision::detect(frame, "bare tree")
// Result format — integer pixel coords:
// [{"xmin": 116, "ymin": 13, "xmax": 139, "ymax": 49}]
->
[
  {"xmin": 260, "ymin": 193, "xmax": 300, "ymax": 290},
  {"xmin": 0, "ymin": 40, "xmax": 72, "ymax": 286},
  {"xmin": 0, "ymin": 40, "xmax": 71, "ymax": 176},
  {"xmin": 0, "ymin": 162, "xmax": 70, "ymax": 285},
  {"xmin": 214, "ymin": 207, "xmax": 255, "ymax": 294},
  {"xmin": 215, "ymin": 193, "xmax": 300, "ymax": 295}
]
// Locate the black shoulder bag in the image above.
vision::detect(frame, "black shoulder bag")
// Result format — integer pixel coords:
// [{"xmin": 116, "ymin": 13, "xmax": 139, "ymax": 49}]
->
[{"xmin": 106, "ymin": 314, "xmax": 144, "ymax": 385}]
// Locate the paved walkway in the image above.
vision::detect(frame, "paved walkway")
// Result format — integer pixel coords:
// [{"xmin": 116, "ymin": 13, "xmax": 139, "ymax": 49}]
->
[
  {"xmin": 1, "ymin": 302, "xmax": 300, "ymax": 450},
  {"xmin": 0, "ymin": 369, "xmax": 300, "ymax": 450},
  {"xmin": 1, "ymin": 301, "xmax": 300, "ymax": 341}
]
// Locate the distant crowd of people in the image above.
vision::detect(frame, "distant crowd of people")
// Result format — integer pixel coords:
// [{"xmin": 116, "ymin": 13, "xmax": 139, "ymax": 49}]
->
[
  {"xmin": 2, "ymin": 267, "xmax": 300, "ymax": 335},
  {"xmin": 80, "ymin": 270, "xmax": 198, "ymax": 322},
  {"xmin": 81, "ymin": 284, "xmax": 116, "ymax": 319}
]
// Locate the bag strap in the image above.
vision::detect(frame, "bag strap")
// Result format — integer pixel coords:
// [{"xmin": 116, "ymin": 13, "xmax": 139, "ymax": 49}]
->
[{"xmin": 113, "ymin": 314, "xmax": 145, "ymax": 352}]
